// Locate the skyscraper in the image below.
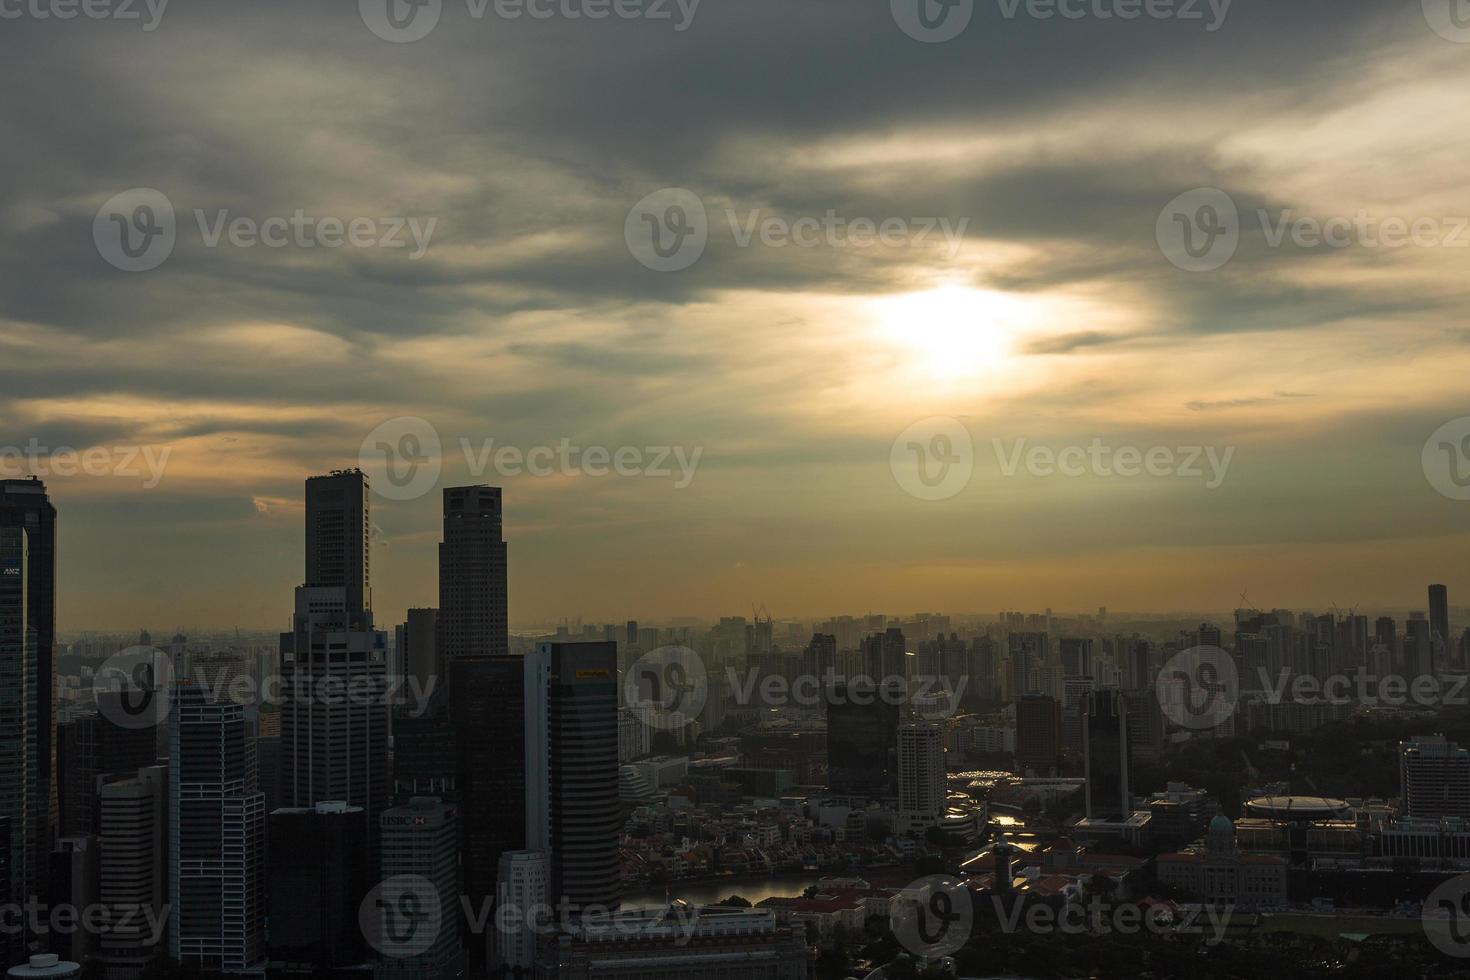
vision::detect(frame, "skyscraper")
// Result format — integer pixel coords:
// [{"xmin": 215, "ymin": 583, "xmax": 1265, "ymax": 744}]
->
[
  {"xmin": 1059, "ymin": 638, "xmax": 1093, "ymax": 678},
  {"xmin": 1406, "ymin": 614, "xmax": 1434, "ymax": 678},
  {"xmin": 378, "ymin": 797, "xmax": 462, "ymax": 980},
  {"xmin": 266, "ymin": 801, "xmax": 370, "ymax": 973},
  {"xmin": 450, "ymin": 655, "xmax": 525, "ymax": 918},
  {"xmin": 0, "ymin": 509, "xmax": 39, "ymax": 961},
  {"xmin": 862, "ymin": 627, "xmax": 906, "ymax": 682},
  {"xmin": 303, "ymin": 470, "xmax": 371, "ymax": 630},
  {"xmin": 438, "ymin": 486, "xmax": 508, "ymax": 661},
  {"xmin": 1431, "ymin": 584, "xmax": 1450, "ymax": 670},
  {"xmin": 1015, "ymin": 694, "xmax": 1061, "ymax": 774},
  {"xmin": 397, "ymin": 607, "xmax": 439, "ymax": 695},
  {"xmin": 804, "ymin": 633, "xmax": 837, "ymax": 684},
  {"xmin": 1082, "ymin": 689, "xmax": 1131, "ymax": 821},
  {"xmin": 280, "ymin": 472, "xmax": 389, "ymax": 841},
  {"xmin": 896, "ymin": 722, "xmax": 945, "ymax": 835},
  {"xmin": 0, "ymin": 479, "xmax": 55, "ymax": 873},
  {"xmin": 97, "ymin": 765, "xmax": 167, "ymax": 977},
  {"xmin": 169, "ymin": 684, "xmax": 266, "ymax": 974},
  {"xmin": 525, "ymin": 642, "xmax": 620, "ymax": 913},
  {"xmin": 494, "ymin": 850, "xmax": 548, "ymax": 973},
  {"xmin": 1399, "ymin": 735, "xmax": 1470, "ymax": 818},
  {"xmin": 826, "ymin": 678, "xmax": 901, "ymax": 798}
]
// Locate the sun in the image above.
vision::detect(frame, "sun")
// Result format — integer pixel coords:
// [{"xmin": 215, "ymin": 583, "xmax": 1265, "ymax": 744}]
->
[{"xmin": 869, "ymin": 286, "xmax": 1042, "ymax": 380}]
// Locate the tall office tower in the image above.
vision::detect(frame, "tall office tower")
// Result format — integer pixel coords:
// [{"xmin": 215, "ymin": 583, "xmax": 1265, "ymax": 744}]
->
[
  {"xmin": 1059, "ymin": 638, "xmax": 1093, "ymax": 678},
  {"xmin": 0, "ymin": 511, "xmax": 39, "ymax": 957},
  {"xmin": 493, "ymin": 850, "xmax": 548, "ymax": 973},
  {"xmin": 1060, "ymin": 676, "xmax": 1097, "ymax": 753},
  {"xmin": 378, "ymin": 797, "xmax": 462, "ymax": 980},
  {"xmin": 896, "ymin": 722, "xmax": 945, "ymax": 835},
  {"xmin": 0, "ymin": 479, "xmax": 55, "ymax": 868},
  {"xmin": 826, "ymin": 679, "xmax": 901, "ymax": 798},
  {"xmin": 862, "ymin": 628, "xmax": 907, "ymax": 683},
  {"xmin": 267, "ymin": 801, "xmax": 370, "ymax": 973},
  {"xmin": 1125, "ymin": 639, "xmax": 1153, "ymax": 693},
  {"xmin": 1431, "ymin": 585, "xmax": 1451, "ymax": 669},
  {"xmin": 97, "ymin": 765, "xmax": 167, "ymax": 977},
  {"xmin": 450, "ymin": 656, "xmax": 525, "ymax": 921},
  {"xmin": 168, "ymin": 684, "xmax": 266, "ymax": 974},
  {"xmin": 968, "ymin": 635, "xmax": 998, "ymax": 704},
  {"xmin": 278, "ymin": 619, "xmax": 389, "ymax": 829},
  {"xmin": 391, "ymin": 709, "xmax": 456, "ymax": 801},
  {"xmin": 1196, "ymin": 623, "xmax": 1222, "ymax": 649},
  {"xmin": 397, "ymin": 608, "xmax": 439, "ymax": 694},
  {"xmin": 699, "ymin": 672, "xmax": 726, "ymax": 734},
  {"xmin": 1399, "ymin": 735, "xmax": 1470, "ymax": 818},
  {"xmin": 525, "ymin": 642, "xmax": 621, "ymax": 913},
  {"xmin": 56, "ymin": 703, "xmax": 157, "ymax": 838},
  {"xmin": 1082, "ymin": 689, "xmax": 1131, "ymax": 821},
  {"xmin": 1406, "ymin": 614, "xmax": 1434, "ymax": 678},
  {"xmin": 1015, "ymin": 695, "xmax": 1061, "ymax": 774},
  {"xmin": 625, "ymin": 621, "xmax": 638, "ymax": 647},
  {"xmin": 49, "ymin": 835, "xmax": 98, "ymax": 965},
  {"xmin": 438, "ymin": 487, "xmax": 508, "ymax": 662},
  {"xmin": 1375, "ymin": 617, "xmax": 1397, "ymax": 660},
  {"xmin": 280, "ymin": 473, "xmax": 389, "ymax": 842},
  {"xmin": 805, "ymin": 633, "xmax": 837, "ymax": 684},
  {"xmin": 303, "ymin": 470, "xmax": 371, "ymax": 630}
]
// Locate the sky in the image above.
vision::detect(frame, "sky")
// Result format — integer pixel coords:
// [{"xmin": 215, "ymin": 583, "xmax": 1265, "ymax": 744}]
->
[{"xmin": 2, "ymin": 0, "xmax": 1469, "ymax": 631}]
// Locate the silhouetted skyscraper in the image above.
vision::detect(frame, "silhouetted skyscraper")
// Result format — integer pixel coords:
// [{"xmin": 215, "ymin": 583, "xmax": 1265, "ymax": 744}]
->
[
  {"xmin": 826, "ymin": 677, "xmax": 901, "ymax": 797},
  {"xmin": 1015, "ymin": 694, "xmax": 1060, "ymax": 774},
  {"xmin": 805, "ymin": 633, "xmax": 837, "ymax": 683},
  {"xmin": 303, "ymin": 470, "xmax": 371, "ymax": 630},
  {"xmin": 267, "ymin": 801, "xmax": 370, "ymax": 972},
  {"xmin": 97, "ymin": 765, "xmax": 167, "ymax": 976},
  {"xmin": 862, "ymin": 627, "xmax": 906, "ymax": 682},
  {"xmin": 169, "ymin": 684, "xmax": 266, "ymax": 973},
  {"xmin": 526, "ymin": 642, "xmax": 620, "ymax": 913},
  {"xmin": 0, "ymin": 508, "xmax": 40, "ymax": 955},
  {"xmin": 1083, "ymin": 689, "xmax": 1130, "ymax": 821},
  {"xmin": 438, "ymin": 486, "xmax": 508, "ymax": 661},
  {"xmin": 451, "ymin": 656, "xmax": 525, "ymax": 919},
  {"xmin": 1, "ymin": 479, "xmax": 54, "ymax": 903},
  {"xmin": 280, "ymin": 473, "xmax": 389, "ymax": 849},
  {"xmin": 1431, "ymin": 584, "xmax": 1450, "ymax": 669}
]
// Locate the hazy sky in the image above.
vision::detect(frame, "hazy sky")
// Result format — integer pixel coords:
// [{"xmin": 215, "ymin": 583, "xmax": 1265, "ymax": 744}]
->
[{"xmin": 2, "ymin": 0, "xmax": 1468, "ymax": 631}]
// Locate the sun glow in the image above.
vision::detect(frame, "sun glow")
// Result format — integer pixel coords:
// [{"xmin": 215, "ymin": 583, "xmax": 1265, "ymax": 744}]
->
[{"xmin": 870, "ymin": 286, "xmax": 1044, "ymax": 380}]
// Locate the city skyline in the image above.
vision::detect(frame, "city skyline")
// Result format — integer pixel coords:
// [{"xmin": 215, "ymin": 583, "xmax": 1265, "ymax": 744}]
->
[{"xmin": 4, "ymin": 2, "xmax": 1470, "ymax": 628}]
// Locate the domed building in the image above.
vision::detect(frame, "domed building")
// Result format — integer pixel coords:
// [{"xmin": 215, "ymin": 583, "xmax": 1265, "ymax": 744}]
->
[{"xmin": 1156, "ymin": 815, "xmax": 1289, "ymax": 908}]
